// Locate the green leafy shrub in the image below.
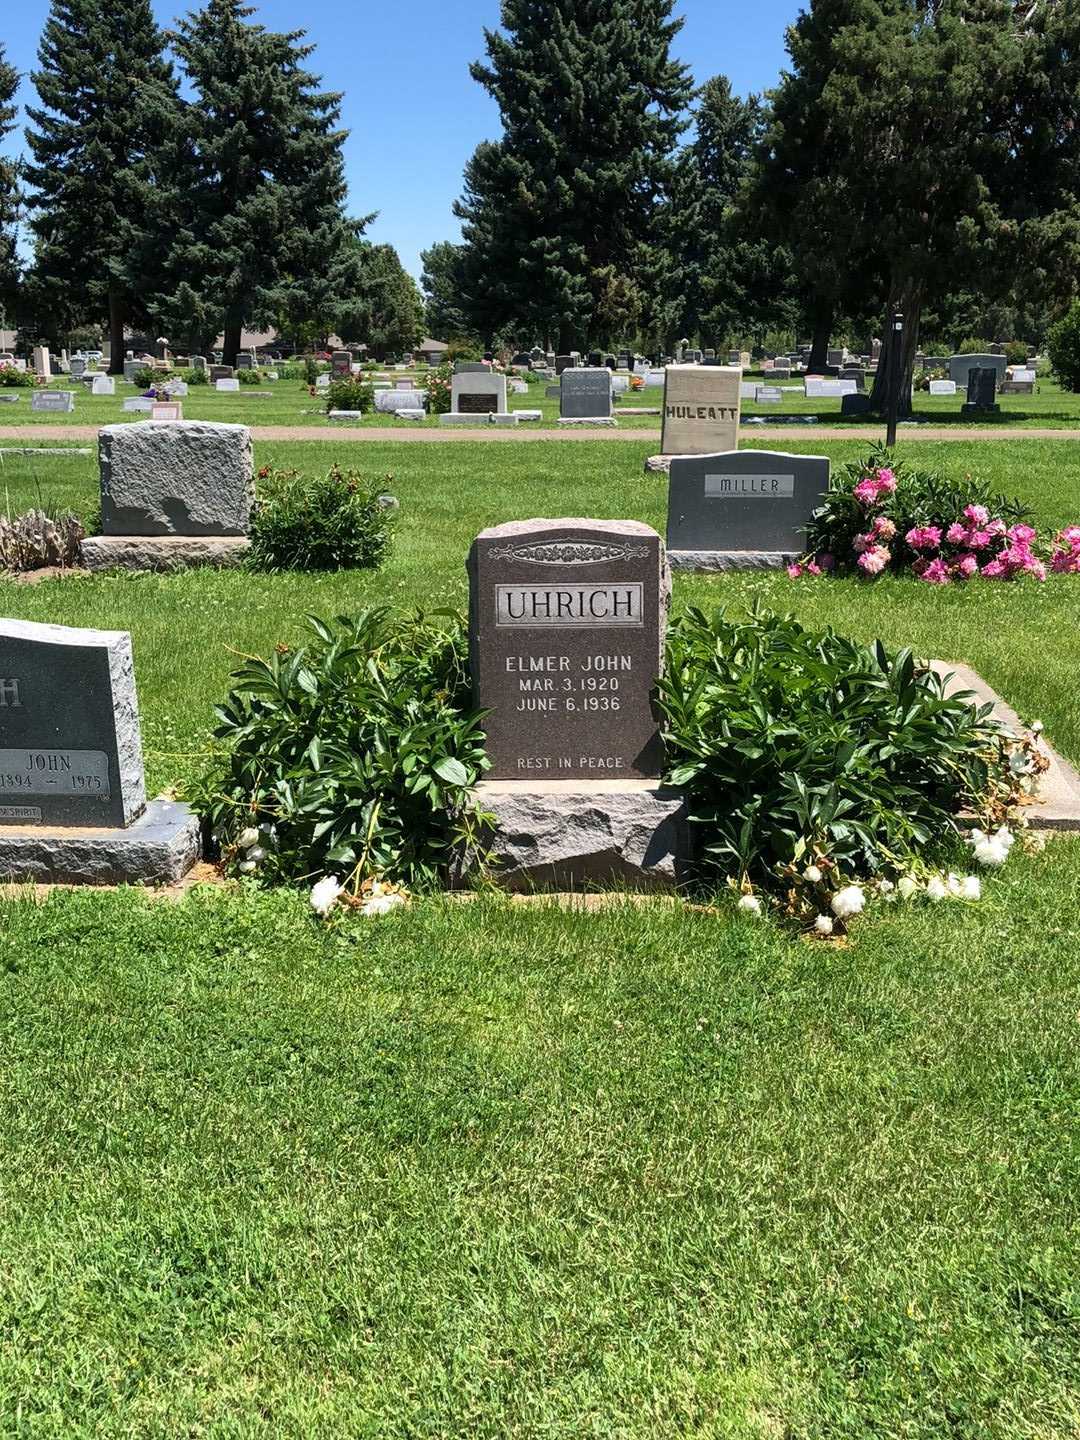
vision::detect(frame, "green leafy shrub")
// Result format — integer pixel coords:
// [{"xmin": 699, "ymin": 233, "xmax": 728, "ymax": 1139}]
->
[
  {"xmin": 193, "ymin": 609, "xmax": 490, "ymax": 889},
  {"xmin": 0, "ymin": 365, "xmax": 36, "ymax": 388},
  {"xmin": 303, "ymin": 356, "xmax": 321, "ymax": 386},
  {"xmin": 424, "ymin": 362, "xmax": 452, "ymax": 414},
  {"xmin": 133, "ymin": 366, "xmax": 169, "ymax": 389},
  {"xmin": 658, "ymin": 606, "xmax": 1007, "ymax": 890},
  {"xmin": 324, "ymin": 375, "xmax": 374, "ymax": 414},
  {"xmin": 237, "ymin": 367, "xmax": 263, "ymax": 385},
  {"xmin": 1004, "ymin": 340, "xmax": 1030, "ymax": 367},
  {"xmin": 184, "ymin": 366, "xmax": 208, "ymax": 386},
  {"xmin": 1047, "ymin": 302, "xmax": 1080, "ymax": 392},
  {"xmin": 248, "ymin": 465, "xmax": 393, "ymax": 573},
  {"xmin": 955, "ymin": 335, "xmax": 989, "ymax": 358}
]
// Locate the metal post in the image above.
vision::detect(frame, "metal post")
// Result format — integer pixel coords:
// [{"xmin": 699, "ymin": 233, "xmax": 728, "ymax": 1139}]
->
[{"xmin": 885, "ymin": 308, "xmax": 904, "ymax": 448}]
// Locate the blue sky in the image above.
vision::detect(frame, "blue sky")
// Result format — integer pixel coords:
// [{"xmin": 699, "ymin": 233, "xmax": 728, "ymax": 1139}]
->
[{"xmin": 1, "ymin": 0, "xmax": 800, "ymax": 281}]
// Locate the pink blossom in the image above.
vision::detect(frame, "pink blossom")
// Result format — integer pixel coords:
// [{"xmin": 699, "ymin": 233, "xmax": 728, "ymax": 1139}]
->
[
  {"xmin": 807, "ymin": 561, "xmax": 823, "ymax": 576},
  {"xmin": 919, "ymin": 557, "xmax": 951, "ymax": 585},
  {"xmin": 854, "ymin": 478, "xmax": 883, "ymax": 506},
  {"xmin": 946, "ymin": 522, "xmax": 968, "ymax": 545},
  {"xmin": 786, "ymin": 563, "xmax": 803, "ymax": 579},
  {"xmin": 873, "ymin": 516, "xmax": 897, "ymax": 540},
  {"xmin": 967, "ymin": 529, "xmax": 992, "ymax": 550},
  {"xmin": 986, "ymin": 519, "xmax": 1007, "ymax": 538},
  {"xmin": 853, "ymin": 532, "xmax": 874, "ymax": 554},
  {"xmin": 963, "ymin": 504, "xmax": 990, "ymax": 526},
  {"xmin": 905, "ymin": 525, "xmax": 943, "ymax": 551},
  {"xmin": 875, "ymin": 468, "xmax": 897, "ymax": 493},
  {"xmin": 954, "ymin": 553, "xmax": 979, "ymax": 579},
  {"xmin": 1007, "ymin": 523, "xmax": 1037, "ymax": 546},
  {"xmin": 1060, "ymin": 526, "xmax": 1080, "ymax": 544},
  {"xmin": 857, "ymin": 545, "xmax": 890, "ymax": 576},
  {"xmin": 981, "ymin": 557, "xmax": 1009, "ymax": 579}
]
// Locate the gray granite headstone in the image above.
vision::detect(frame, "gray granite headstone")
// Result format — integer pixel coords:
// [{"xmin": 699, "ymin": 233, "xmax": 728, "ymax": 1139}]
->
[
  {"xmin": 70, "ymin": 358, "xmax": 87, "ymax": 378},
  {"xmin": 468, "ymin": 519, "xmax": 669, "ymax": 781},
  {"xmin": 666, "ymin": 449, "xmax": 830, "ymax": 561},
  {"xmin": 454, "ymin": 361, "xmax": 488, "ymax": 374},
  {"xmin": 948, "ymin": 352, "xmax": 1007, "ymax": 386},
  {"xmin": 210, "ymin": 365, "xmax": 234, "ymax": 382},
  {"xmin": 0, "ymin": 619, "xmax": 145, "ymax": 828},
  {"xmin": 332, "ymin": 350, "xmax": 352, "ymax": 376},
  {"xmin": 99, "ymin": 420, "xmax": 254, "ymax": 536},
  {"xmin": 123, "ymin": 360, "xmax": 143, "ymax": 382},
  {"xmin": 560, "ymin": 368, "xmax": 612, "ymax": 418},
  {"xmin": 31, "ymin": 391, "xmax": 75, "ymax": 413},
  {"xmin": 235, "ymin": 354, "xmax": 254, "ymax": 370},
  {"xmin": 191, "ymin": 356, "xmax": 207, "ymax": 372}
]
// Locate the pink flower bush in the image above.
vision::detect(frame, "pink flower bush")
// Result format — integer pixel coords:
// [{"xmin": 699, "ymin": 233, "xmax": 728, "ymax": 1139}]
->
[
  {"xmin": 906, "ymin": 526, "xmax": 942, "ymax": 551},
  {"xmin": 853, "ymin": 467, "xmax": 897, "ymax": 507},
  {"xmin": 1051, "ymin": 527, "xmax": 1080, "ymax": 573},
  {"xmin": 857, "ymin": 545, "xmax": 890, "ymax": 575}
]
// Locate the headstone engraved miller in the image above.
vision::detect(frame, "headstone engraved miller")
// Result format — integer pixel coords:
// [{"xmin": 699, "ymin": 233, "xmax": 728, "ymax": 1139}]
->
[
  {"xmin": 0, "ymin": 619, "xmax": 198, "ymax": 883},
  {"xmin": 666, "ymin": 449, "xmax": 830, "ymax": 570},
  {"xmin": 466, "ymin": 520, "xmax": 687, "ymax": 889}
]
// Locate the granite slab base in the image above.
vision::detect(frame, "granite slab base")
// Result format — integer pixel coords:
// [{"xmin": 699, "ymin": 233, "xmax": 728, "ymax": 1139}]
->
[
  {"xmin": 0, "ymin": 798, "xmax": 200, "ymax": 886},
  {"xmin": 669, "ymin": 548, "xmax": 795, "ymax": 572},
  {"xmin": 81, "ymin": 536, "xmax": 250, "ymax": 571},
  {"xmin": 557, "ymin": 416, "xmax": 618, "ymax": 428},
  {"xmin": 935, "ymin": 662, "xmax": 1080, "ymax": 830},
  {"xmin": 471, "ymin": 779, "xmax": 690, "ymax": 892}
]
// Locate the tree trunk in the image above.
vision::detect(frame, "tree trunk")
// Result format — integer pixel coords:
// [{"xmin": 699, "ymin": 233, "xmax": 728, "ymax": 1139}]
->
[
  {"xmin": 808, "ymin": 305, "xmax": 833, "ymax": 373},
  {"xmin": 869, "ymin": 278, "xmax": 924, "ymax": 420},
  {"xmin": 223, "ymin": 317, "xmax": 243, "ymax": 369},
  {"xmin": 107, "ymin": 291, "xmax": 125, "ymax": 375},
  {"xmin": 558, "ymin": 323, "xmax": 576, "ymax": 354}
]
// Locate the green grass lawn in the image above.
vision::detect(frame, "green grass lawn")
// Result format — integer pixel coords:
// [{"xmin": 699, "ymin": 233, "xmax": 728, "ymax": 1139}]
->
[
  {"xmin": 3, "ymin": 369, "xmax": 1080, "ymax": 428},
  {"xmin": 1, "ymin": 435, "xmax": 1079, "ymax": 1432}
]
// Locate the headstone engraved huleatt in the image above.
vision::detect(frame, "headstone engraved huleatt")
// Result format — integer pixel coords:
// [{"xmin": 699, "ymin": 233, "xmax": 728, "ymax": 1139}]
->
[
  {"xmin": 660, "ymin": 364, "xmax": 742, "ymax": 456},
  {"xmin": 468, "ymin": 519, "xmax": 668, "ymax": 781}
]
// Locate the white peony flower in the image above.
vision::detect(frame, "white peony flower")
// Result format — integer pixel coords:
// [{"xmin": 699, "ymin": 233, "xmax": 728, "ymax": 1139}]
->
[
  {"xmin": 310, "ymin": 875, "xmax": 344, "ymax": 918},
  {"xmin": 926, "ymin": 876, "xmax": 947, "ymax": 901},
  {"xmin": 803, "ymin": 865, "xmax": 823, "ymax": 884},
  {"xmin": 959, "ymin": 876, "xmax": 981, "ymax": 900},
  {"xmin": 897, "ymin": 875, "xmax": 919, "ymax": 900},
  {"xmin": 737, "ymin": 894, "xmax": 762, "ymax": 915},
  {"xmin": 946, "ymin": 873, "xmax": 964, "ymax": 897},
  {"xmin": 1031, "ymin": 721, "xmax": 1044, "ymax": 735},
  {"xmin": 878, "ymin": 878, "xmax": 895, "ymax": 895},
  {"xmin": 1009, "ymin": 751, "xmax": 1034, "ymax": 775},
  {"xmin": 238, "ymin": 827, "xmax": 260, "ymax": 850},
  {"xmin": 814, "ymin": 914, "xmax": 834, "ymax": 936},
  {"xmin": 973, "ymin": 837, "xmax": 1010, "ymax": 867},
  {"xmin": 237, "ymin": 859, "xmax": 257, "ymax": 875},
  {"xmin": 246, "ymin": 846, "xmax": 266, "ymax": 864},
  {"xmin": 361, "ymin": 892, "xmax": 406, "ymax": 918},
  {"xmin": 830, "ymin": 885, "xmax": 865, "ymax": 920}
]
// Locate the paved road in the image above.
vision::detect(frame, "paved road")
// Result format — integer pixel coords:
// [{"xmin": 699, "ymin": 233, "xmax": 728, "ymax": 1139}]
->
[{"xmin": 1, "ymin": 424, "xmax": 1078, "ymax": 444}]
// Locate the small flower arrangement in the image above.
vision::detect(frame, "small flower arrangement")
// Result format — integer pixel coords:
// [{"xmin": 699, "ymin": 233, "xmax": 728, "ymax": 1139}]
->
[
  {"xmin": 793, "ymin": 446, "xmax": 1077, "ymax": 584},
  {"xmin": 423, "ymin": 363, "xmax": 453, "ymax": 414}
]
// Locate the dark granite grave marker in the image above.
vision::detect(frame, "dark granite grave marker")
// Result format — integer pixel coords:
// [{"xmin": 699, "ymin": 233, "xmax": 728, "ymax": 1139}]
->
[
  {"xmin": 554, "ymin": 355, "xmax": 573, "ymax": 375},
  {"xmin": 459, "ymin": 391, "xmax": 499, "ymax": 415},
  {"xmin": 0, "ymin": 619, "xmax": 145, "ymax": 828},
  {"xmin": 666, "ymin": 449, "xmax": 830, "ymax": 564},
  {"xmin": 468, "ymin": 519, "xmax": 668, "ymax": 781},
  {"xmin": 560, "ymin": 368, "xmax": 613, "ymax": 418},
  {"xmin": 963, "ymin": 367, "xmax": 1000, "ymax": 414}
]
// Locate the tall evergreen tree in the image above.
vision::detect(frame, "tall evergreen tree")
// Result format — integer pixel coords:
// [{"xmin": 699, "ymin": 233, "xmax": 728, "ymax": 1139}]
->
[
  {"xmin": 419, "ymin": 241, "xmax": 473, "ymax": 341},
  {"xmin": 23, "ymin": 0, "xmax": 179, "ymax": 371},
  {"xmin": 335, "ymin": 242, "xmax": 424, "ymax": 357},
  {"xmin": 454, "ymin": 0, "xmax": 692, "ymax": 350},
  {"xmin": 0, "ymin": 45, "xmax": 20, "ymax": 321},
  {"xmin": 159, "ymin": 0, "xmax": 360, "ymax": 366}
]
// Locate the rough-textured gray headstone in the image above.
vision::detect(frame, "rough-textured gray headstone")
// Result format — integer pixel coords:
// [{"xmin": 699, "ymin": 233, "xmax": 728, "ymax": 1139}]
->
[
  {"xmin": 99, "ymin": 420, "xmax": 253, "ymax": 536},
  {"xmin": 0, "ymin": 619, "xmax": 145, "ymax": 828},
  {"xmin": 30, "ymin": 391, "xmax": 75, "ymax": 413},
  {"xmin": 560, "ymin": 368, "xmax": 613, "ymax": 418},
  {"xmin": 123, "ymin": 360, "xmax": 142, "ymax": 382},
  {"xmin": 666, "ymin": 449, "xmax": 829, "ymax": 561},
  {"xmin": 468, "ymin": 519, "xmax": 669, "ymax": 782}
]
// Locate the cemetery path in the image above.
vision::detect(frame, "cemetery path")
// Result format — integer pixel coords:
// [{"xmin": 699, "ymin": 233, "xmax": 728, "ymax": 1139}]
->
[{"xmin": 4, "ymin": 424, "xmax": 1080, "ymax": 444}]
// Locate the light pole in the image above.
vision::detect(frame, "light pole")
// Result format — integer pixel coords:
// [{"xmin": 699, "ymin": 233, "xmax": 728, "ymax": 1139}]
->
[{"xmin": 885, "ymin": 308, "xmax": 904, "ymax": 449}]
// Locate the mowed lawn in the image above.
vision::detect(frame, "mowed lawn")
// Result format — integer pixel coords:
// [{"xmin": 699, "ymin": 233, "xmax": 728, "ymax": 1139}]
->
[
  {"xmin": 1, "ymin": 436, "xmax": 1079, "ymax": 1434},
  {"xmin": 2, "ymin": 369, "xmax": 1080, "ymax": 428}
]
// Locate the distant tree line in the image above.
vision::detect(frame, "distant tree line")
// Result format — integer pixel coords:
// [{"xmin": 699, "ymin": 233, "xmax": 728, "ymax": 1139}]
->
[
  {"xmin": 422, "ymin": 0, "xmax": 1080, "ymax": 414},
  {"xmin": 0, "ymin": 0, "xmax": 424, "ymax": 371}
]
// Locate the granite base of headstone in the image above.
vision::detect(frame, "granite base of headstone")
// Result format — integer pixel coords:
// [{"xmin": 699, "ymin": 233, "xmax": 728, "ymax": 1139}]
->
[
  {"xmin": 463, "ymin": 518, "xmax": 688, "ymax": 890},
  {"xmin": 665, "ymin": 449, "xmax": 830, "ymax": 570},
  {"xmin": 0, "ymin": 619, "xmax": 199, "ymax": 885}
]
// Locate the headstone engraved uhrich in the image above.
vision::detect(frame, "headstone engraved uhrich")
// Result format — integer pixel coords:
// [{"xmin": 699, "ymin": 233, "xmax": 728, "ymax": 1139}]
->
[
  {"xmin": 666, "ymin": 449, "xmax": 830, "ymax": 570},
  {"xmin": 660, "ymin": 364, "xmax": 742, "ymax": 456},
  {"xmin": 81, "ymin": 420, "xmax": 253, "ymax": 572},
  {"xmin": 469, "ymin": 520, "xmax": 668, "ymax": 781},
  {"xmin": 467, "ymin": 520, "xmax": 688, "ymax": 890},
  {"xmin": 962, "ymin": 367, "xmax": 1000, "ymax": 415},
  {"xmin": 559, "ymin": 367, "xmax": 613, "ymax": 422},
  {"xmin": 0, "ymin": 619, "xmax": 198, "ymax": 884}
]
